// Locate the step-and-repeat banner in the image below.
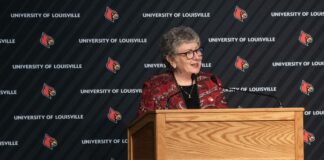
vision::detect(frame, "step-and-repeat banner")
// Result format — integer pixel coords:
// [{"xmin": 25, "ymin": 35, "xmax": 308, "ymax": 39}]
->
[{"xmin": 0, "ymin": 0, "xmax": 323, "ymax": 159}]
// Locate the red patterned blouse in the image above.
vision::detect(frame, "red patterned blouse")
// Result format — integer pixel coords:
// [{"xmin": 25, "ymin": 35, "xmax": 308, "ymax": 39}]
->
[{"xmin": 137, "ymin": 71, "xmax": 228, "ymax": 117}]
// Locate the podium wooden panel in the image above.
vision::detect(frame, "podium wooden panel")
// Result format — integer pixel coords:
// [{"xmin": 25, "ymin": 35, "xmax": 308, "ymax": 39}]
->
[{"xmin": 128, "ymin": 108, "xmax": 304, "ymax": 160}]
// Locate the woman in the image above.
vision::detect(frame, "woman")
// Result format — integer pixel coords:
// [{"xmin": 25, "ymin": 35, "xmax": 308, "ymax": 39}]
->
[{"xmin": 138, "ymin": 26, "xmax": 228, "ymax": 117}]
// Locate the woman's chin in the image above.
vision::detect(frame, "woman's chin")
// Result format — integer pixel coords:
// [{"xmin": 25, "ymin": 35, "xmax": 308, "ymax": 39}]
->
[{"xmin": 191, "ymin": 69, "xmax": 201, "ymax": 74}]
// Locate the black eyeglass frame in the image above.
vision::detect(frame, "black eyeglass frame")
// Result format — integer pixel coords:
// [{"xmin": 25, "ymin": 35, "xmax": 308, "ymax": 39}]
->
[{"xmin": 174, "ymin": 47, "xmax": 204, "ymax": 59}]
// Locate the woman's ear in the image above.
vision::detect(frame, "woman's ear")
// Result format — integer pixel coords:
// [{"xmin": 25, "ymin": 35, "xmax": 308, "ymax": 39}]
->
[{"xmin": 165, "ymin": 55, "xmax": 176, "ymax": 69}]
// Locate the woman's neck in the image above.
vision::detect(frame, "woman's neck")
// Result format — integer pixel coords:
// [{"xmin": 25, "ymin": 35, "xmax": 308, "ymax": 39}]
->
[{"xmin": 173, "ymin": 71, "xmax": 193, "ymax": 86}]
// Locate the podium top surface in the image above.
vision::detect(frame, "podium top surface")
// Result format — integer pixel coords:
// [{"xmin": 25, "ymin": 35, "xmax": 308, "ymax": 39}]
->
[
  {"xmin": 152, "ymin": 107, "xmax": 304, "ymax": 114},
  {"xmin": 130, "ymin": 108, "xmax": 304, "ymax": 126}
]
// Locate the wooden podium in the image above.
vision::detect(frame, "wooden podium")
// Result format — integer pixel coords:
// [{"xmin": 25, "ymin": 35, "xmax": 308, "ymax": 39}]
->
[{"xmin": 128, "ymin": 108, "xmax": 304, "ymax": 160}]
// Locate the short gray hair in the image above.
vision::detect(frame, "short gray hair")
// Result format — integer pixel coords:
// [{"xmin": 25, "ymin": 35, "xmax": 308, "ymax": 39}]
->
[{"xmin": 160, "ymin": 26, "xmax": 201, "ymax": 69}]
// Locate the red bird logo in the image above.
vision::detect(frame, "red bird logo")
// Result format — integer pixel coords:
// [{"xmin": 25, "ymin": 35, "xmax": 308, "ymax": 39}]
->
[
  {"xmin": 235, "ymin": 56, "xmax": 249, "ymax": 72},
  {"xmin": 40, "ymin": 32, "xmax": 54, "ymax": 48},
  {"xmin": 304, "ymin": 130, "xmax": 315, "ymax": 145},
  {"xmin": 104, "ymin": 6, "xmax": 119, "ymax": 22},
  {"xmin": 106, "ymin": 57, "xmax": 120, "ymax": 74},
  {"xmin": 43, "ymin": 134, "xmax": 58, "ymax": 150},
  {"xmin": 300, "ymin": 80, "xmax": 314, "ymax": 95},
  {"xmin": 234, "ymin": 6, "xmax": 248, "ymax": 22},
  {"xmin": 42, "ymin": 83, "xmax": 56, "ymax": 99},
  {"xmin": 108, "ymin": 107, "xmax": 122, "ymax": 124},
  {"xmin": 299, "ymin": 31, "xmax": 313, "ymax": 46}
]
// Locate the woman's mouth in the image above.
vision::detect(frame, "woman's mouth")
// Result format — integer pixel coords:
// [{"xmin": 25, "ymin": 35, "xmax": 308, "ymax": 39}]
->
[{"xmin": 191, "ymin": 63, "xmax": 200, "ymax": 68}]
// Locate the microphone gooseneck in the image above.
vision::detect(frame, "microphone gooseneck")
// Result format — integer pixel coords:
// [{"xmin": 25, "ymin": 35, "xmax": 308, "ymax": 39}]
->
[
  {"xmin": 166, "ymin": 73, "xmax": 198, "ymax": 109},
  {"xmin": 165, "ymin": 91, "xmax": 181, "ymax": 109},
  {"xmin": 210, "ymin": 75, "xmax": 283, "ymax": 108}
]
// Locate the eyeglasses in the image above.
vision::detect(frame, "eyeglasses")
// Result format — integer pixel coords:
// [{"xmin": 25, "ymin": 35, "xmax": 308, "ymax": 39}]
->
[{"xmin": 175, "ymin": 47, "xmax": 203, "ymax": 59}]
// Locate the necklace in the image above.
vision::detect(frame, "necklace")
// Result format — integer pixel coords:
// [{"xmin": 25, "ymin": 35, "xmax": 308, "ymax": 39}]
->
[
  {"xmin": 173, "ymin": 73, "xmax": 196, "ymax": 99},
  {"xmin": 180, "ymin": 85, "xmax": 195, "ymax": 99}
]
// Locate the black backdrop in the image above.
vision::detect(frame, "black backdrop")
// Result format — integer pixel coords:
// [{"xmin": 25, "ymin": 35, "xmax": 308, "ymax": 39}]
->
[{"xmin": 1, "ymin": 0, "xmax": 323, "ymax": 159}]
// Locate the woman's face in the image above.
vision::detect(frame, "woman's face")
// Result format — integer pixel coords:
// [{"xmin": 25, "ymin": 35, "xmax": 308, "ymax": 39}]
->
[{"xmin": 168, "ymin": 41, "xmax": 202, "ymax": 75}]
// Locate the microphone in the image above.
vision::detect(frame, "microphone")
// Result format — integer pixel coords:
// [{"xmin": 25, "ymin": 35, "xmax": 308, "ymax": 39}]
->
[
  {"xmin": 210, "ymin": 76, "xmax": 283, "ymax": 108},
  {"xmin": 165, "ymin": 74, "xmax": 197, "ymax": 108},
  {"xmin": 191, "ymin": 73, "xmax": 198, "ymax": 82}
]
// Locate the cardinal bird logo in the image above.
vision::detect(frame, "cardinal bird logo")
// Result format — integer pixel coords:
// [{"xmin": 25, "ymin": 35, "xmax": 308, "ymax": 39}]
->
[
  {"xmin": 234, "ymin": 6, "xmax": 248, "ymax": 22},
  {"xmin": 299, "ymin": 31, "xmax": 313, "ymax": 46},
  {"xmin": 300, "ymin": 80, "xmax": 314, "ymax": 95},
  {"xmin": 235, "ymin": 56, "xmax": 249, "ymax": 72},
  {"xmin": 43, "ymin": 134, "xmax": 58, "ymax": 150},
  {"xmin": 104, "ymin": 6, "xmax": 119, "ymax": 22},
  {"xmin": 304, "ymin": 130, "xmax": 315, "ymax": 145},
  {"xmin": 108, "ymin": 107, "xmax": 122, "ymax": 124},
  {"xmin": 42, "ymin": 83, "xmax": 56, "ymax": 99},
  {"xmin": 106, "ymin": 57, "xmax": 120, "ymax": 74},
  {"xmin": 40, "ymin": 32, "xmax": 54, "ymax": 48}
]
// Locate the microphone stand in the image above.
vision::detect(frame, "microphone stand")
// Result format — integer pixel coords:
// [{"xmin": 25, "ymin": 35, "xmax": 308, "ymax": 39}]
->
[
  {"xmin": 223, "ymin": 87, "xmax": 283, "ymax": 108},
  {"xmin": 210, "ymin": 75, "xmax": 283, "ymax": 108}
]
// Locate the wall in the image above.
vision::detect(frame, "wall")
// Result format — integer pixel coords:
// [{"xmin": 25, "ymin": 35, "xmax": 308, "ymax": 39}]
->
[{"xmin": 0, "ymin": 0, "xmax": 322, "ymax": 159}]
